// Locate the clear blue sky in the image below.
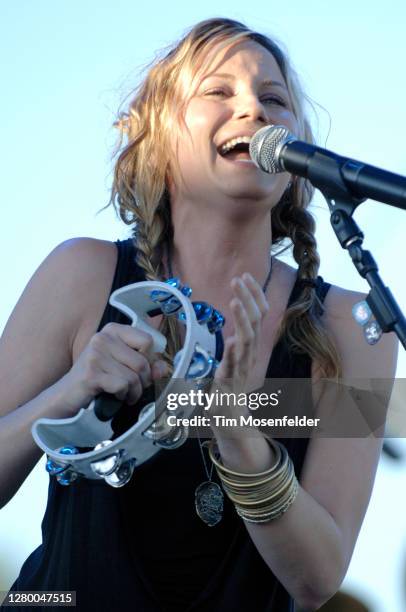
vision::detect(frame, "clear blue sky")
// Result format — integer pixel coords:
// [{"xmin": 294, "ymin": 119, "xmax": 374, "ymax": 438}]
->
[{"xmin": 1, "ymin": 2, "xmax": 406, "ymax": 610}]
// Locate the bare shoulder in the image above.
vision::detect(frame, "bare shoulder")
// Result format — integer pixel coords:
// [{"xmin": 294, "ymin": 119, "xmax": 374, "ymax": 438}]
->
[
  {"xmin": 24, "ymin": 236, "xmax": 118, "ymax": 344},
  {"xmin": 50, "ymin": 237, "xmax": 118, "ymax": 306},
  {"xmin": 46, "ymin": 237, "xmax": 117, "ymax": 283},
  {"xmin": 0, "ymin": 237, "xmax": 118, "ymax": 417},
  {"xmin": 321, "ymin": 283, "xmax": 398, "ymax": 378}
]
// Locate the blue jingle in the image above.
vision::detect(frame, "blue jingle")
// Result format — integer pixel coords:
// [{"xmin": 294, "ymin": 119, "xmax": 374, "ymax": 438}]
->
[
  {"xmin": 181, "ymin": 285, "xmax": 192, "ymax": 297},
  {"xmin": 186, "ymin": 348, "xmax": 215, "ymax": 379},
  {"xmin": 46, "ymin": 458, "xmax": 68, "ymax": 476},
  {"xmin": 193, "ymin": 301, "xmax": 213, "ymax": 324},
  {"xmin": 208, "ymin": 309, "xmax": 225, "ymax": 333},
  {"xmin": 149, "ymin": 279, "xmax": 184, "ymax": 314},
  {"xmin": 150, "ymin": 289, "xmax": 172, "ymax": 303},
  {"xmin": 46, "ymin": 445, "xmax": 79, "ymax": 482},
  {"xmin": 160, "ymin": 296, "xmax": 182, "ymax": 314},
  {"xmin": 165, "ymin": 278, "xmax": 181, "ymax": 289},
  {"xmin": 59, "ymin": 445, "xmax": 79, "ymax": 455},
  {"xmin": 56, "ymin": 469, "xmax": 79, "ymax": 486}
]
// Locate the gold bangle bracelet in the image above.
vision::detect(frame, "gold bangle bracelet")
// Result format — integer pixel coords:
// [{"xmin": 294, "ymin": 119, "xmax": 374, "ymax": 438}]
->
[
  {"xmin": 223, "ymin": 467, "xmax": 295, "ymax": 507},
  {"xmin": 217, "ymin": 448, "xmax": 290, "ymax": 490},
  {"xmin": 216, "ymin": 446, "xmax": 288, "ymax": 488},
  {"xmin": 220, "ymin": 460, "xmax": 292, "ymax": 495},
  {"xmin": 206, "ymin": 436, "xmax": 299, "ymax": 523},
  {"xmin": 235, "ymin": 477, "xmax": 299, "ymax": 514},
  {"xmin": 235, "ymin": 479, "xmax": 299, "ymax": 523},
  {"xmin": 207, "ymin": 437, "xmax": 283, "ymax": 478},
  {"xmin": 234, "ymin": 479, "xmax": 297, "ymax": 515}
]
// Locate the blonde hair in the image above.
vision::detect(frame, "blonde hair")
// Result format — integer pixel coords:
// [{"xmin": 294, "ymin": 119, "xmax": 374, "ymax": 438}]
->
[{"xmin": 109, "ymin": 17, "xmax": 341, "ymax": 377}]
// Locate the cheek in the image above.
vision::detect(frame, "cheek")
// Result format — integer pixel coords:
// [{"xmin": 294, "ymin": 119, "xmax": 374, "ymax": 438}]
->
[
  {"xmin": 166, "ymin": 114, "xmax": 207, "ymax": 191},
  {"xmin": 269, "ymin": 107, "xmax": 299, "ymax": 135},
  {"xmin": 183, "ymin": 101, "xmax": 213, "ymax": 147}
]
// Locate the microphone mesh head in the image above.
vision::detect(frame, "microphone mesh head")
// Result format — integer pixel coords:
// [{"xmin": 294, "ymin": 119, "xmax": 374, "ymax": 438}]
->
[{"xmin": 249, "ymin": 125, "xmax": 292, "ymax": 173}]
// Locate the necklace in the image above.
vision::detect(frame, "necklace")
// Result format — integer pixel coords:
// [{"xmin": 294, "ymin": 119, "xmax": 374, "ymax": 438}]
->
[
  {"xmin": 166, "ymin": 243, "xmax": 273, "ymax": 526},
  {"xmin": 194, "ymin": 430, "xmax": 224, "ymax": 527}
]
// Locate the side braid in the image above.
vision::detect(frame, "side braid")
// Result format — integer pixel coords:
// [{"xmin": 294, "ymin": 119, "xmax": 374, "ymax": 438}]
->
[
  {"xmin": 272, "ymin": 183, "xmax": 341, "ymax": 377},
  {"xmin": 110, "ymin": 108, "xmax": 182, "ymax": 369},
  {"xmin": 111, "ymin": 142, "xmax": 182, "ymax": 368},
  {"xmin": 133, "ymin": 208, "xmax": 182, "ymax": 370}
]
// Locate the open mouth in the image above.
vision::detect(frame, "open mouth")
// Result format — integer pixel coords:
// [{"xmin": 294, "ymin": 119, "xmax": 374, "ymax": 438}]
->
[{"xmin": 218, "ymin": 141, "xmax": 253, "ymax": 162}]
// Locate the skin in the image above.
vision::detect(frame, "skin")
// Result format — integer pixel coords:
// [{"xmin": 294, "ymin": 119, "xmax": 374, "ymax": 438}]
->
[{"xmin": 0, "ymin": 39, "xmax": 398, "ymax": 610}]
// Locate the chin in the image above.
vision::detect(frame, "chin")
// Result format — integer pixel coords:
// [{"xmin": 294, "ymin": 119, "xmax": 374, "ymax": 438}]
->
[{"xmin": 221, "ymin": 178, "xmax": 285, "ymax": 205}]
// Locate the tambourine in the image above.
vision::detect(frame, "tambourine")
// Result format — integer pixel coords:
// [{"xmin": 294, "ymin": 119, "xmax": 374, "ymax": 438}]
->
[{"xmin": 32, "ymin": 278, "xmax": 225, "ymax": 488}]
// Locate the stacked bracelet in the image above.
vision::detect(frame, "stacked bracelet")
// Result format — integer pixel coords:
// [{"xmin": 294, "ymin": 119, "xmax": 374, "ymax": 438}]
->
[{"xmin": 207, "ymin": 438, "xmax": 299, "ymax": 523}]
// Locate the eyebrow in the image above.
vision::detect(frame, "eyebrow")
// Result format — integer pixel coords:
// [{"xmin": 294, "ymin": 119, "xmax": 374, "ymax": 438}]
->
[{"xmin": 201, "ymin": 72, "xmax": 288, "ymax": 90}]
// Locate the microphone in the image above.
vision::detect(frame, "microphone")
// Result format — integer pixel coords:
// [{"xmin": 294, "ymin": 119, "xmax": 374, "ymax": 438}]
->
[{"xmin": 249, "ymin": 125, "xmax": 406, "ymax": 209}]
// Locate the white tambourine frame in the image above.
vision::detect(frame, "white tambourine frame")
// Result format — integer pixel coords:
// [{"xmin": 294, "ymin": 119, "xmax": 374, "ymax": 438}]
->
[{"xmin": 32, "ymin": 281, "xmax": 219, "ymax": 482}]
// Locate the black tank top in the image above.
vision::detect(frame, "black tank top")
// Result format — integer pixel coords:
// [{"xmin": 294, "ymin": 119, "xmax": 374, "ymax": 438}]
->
[{"xmin": 4, "ymin": 239, "xmax": 331, "ymax": 612}]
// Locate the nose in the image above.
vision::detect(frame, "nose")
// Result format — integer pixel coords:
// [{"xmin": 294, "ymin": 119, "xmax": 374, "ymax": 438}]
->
[{"xmin": 233, "ymin": 93, "xmax": 267, "ymax": 124}]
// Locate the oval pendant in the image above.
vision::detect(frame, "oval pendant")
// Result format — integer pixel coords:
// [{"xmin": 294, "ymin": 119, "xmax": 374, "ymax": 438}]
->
[{"xmin": 195, "ymin": 481, "xmax": 224, "ymax": 527}]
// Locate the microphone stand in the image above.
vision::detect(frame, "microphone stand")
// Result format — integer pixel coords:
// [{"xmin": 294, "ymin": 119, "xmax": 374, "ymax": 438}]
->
[
  {"xmin": 326, "ymin": 198, "xmax": 406, "ymax": 350},
  {"xmin": 305, "ymin": 155, "xmax": 406, "ymax": 349}
]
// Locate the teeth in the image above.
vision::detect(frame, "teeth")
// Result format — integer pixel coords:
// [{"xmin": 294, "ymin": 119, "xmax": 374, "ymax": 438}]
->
[{"xmin": 220, "ymin": 135, "xmax": 252, "ymax": 155}]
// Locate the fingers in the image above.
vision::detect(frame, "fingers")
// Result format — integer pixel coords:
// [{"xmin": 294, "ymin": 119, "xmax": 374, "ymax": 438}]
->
[
  {"xmin": 215, "ymin": 336, "xmax": 236, "ymax": 381},
  {"xmin": 230, "ymin": 297, "xmax": 255, "ymax": 370},
  {"xmin": 86, "ymin": 323, "xmax": 168, "ymax": 405},
  {"xmin": 102, "ymin": 322, "xmax": 155, "ymax": 356},
  {"xmin": 93, "ymin": 329, "xmax": 151, "ymax": 387},
  {"xmin": 241, "ymin": 273, "xmax": 270, "ymax": 316},
  {"xmin": 229, "ymin": 274, "xmax": 269, "ymax": 365},
  {"xmin": 231, "ymin": 274, "xmax": 269, "ymax": 324}
]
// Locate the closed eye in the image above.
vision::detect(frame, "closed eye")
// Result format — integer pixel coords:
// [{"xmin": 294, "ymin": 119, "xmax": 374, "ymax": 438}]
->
[
  {"xmin": 204, "ymin": 88, "xmax": 229, "ymax": 97},
  {"xmin": 261, "ymin": 95, "xmax": 287, "ymax": 106},
  {"xmin": 205, "ymin": 90, "xmax": 287, "ymax": 107}
]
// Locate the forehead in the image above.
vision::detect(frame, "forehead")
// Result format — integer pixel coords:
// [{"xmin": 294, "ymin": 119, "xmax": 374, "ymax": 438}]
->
[{"xmin": 198, "ymin": 39, "xmax": 285, "ymax": 84}]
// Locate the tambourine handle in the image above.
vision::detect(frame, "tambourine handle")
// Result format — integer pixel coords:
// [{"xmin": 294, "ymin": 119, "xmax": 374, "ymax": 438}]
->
[{"xmin": 94, "ymin": 393, "xmax": 123, "ymax": 422}]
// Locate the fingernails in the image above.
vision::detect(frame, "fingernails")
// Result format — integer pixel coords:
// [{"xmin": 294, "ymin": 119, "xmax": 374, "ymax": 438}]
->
[{"xmin": 232, "ymin": 277, "xmax": 245, "ymax": 290}]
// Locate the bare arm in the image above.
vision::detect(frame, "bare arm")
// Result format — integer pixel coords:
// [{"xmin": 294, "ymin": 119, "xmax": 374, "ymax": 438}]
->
[
  {"xmin": 213, "ymin": 284, "xmax": 398, "ymax": 610},
  {"xmin": 0, "ymin": 236, "xmax": 169, "ymax": 511},
  {"xmin": 0, "ymin": 238, "xmax": 118, "ymax": 507}
]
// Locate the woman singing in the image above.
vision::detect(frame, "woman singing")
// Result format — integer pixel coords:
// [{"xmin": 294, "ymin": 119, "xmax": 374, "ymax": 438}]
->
[{"xmin": 0, "ymin": 17, "xmax": 398, "ymax": 612}]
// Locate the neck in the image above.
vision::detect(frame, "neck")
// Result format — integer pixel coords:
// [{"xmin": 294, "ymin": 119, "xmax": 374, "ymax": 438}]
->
[{"xmin": 168, "ymin": 201, "xmax": 273, "ymax": 309}]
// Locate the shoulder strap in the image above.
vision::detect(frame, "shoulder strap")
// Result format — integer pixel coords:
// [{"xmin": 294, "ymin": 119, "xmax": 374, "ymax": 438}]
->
[
  {"xmin": 112, "ymin": 238, "xmax": 146, "ymax": 289},
  {"xmin": 96, "ymin": 238, "xmax": 145, "ymax": 331},
  {"xmin": 287, "ymin": 275, "xmax": 331, "ymax": 309},
  {"xmin": 315, "ymin": 276, "xmax": 331, "ymax": 304}
]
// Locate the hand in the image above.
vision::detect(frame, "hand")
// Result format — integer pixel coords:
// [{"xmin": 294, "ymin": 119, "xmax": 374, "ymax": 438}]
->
[
  {"xmin": 59, "ymin": 322, "xmax": 168, "ymax": 414},
  {"xmin": 214, "ymin": 273, "xmax": 270, "ymax": 398}
]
